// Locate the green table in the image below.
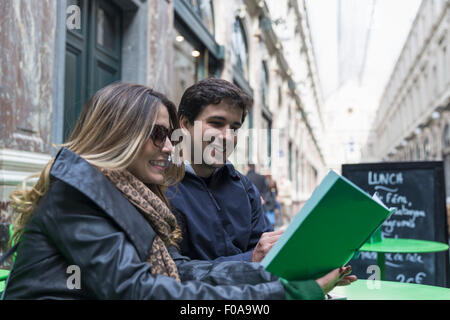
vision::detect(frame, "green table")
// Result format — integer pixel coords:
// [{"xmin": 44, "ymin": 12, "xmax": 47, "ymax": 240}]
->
[
  {"xmin": 359, "ymin": 238, "xmax": 449, "ymax": 280},
  {"xmin": 330, "ymin": 279, "xmax": 450, "ymax": 300}
]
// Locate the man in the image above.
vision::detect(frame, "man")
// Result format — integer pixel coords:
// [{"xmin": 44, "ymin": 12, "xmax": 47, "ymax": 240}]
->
[
  {"xmin": 278, "ymin": 176, "xmax": 293, "ymax": 226},
  {"xmin": 246, "ymin": 164, "xmax": 269, "ymax": 195},
  {"xmin": 167, "ymin": 78, "xmax": 283, "ymax": 262}
]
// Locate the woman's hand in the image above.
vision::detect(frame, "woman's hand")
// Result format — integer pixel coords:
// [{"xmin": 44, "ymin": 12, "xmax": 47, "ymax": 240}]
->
[{"xmin": 315, "ymin": 266, "xmax": 357, "ymax": 295}]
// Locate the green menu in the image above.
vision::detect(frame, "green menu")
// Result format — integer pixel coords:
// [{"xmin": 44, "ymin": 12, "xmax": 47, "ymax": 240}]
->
[{"xmin": 261, "ymin": 170, "xmax": 395, "ymax": 281}]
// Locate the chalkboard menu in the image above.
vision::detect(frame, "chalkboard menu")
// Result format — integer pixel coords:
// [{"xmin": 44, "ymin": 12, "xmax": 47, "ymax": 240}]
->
[{"xmin": 342, "ymin": 162, "xmax": 449, "ymax": 287}]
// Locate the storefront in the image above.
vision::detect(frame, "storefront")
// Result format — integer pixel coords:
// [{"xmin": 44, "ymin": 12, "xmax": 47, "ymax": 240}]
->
[{"xmin": 173, "ymin": 0, "xmax": 223, "ymax": 105}]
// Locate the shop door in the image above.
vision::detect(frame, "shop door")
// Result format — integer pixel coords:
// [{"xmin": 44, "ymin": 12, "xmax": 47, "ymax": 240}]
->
[{"xmin": 64, "ymin": 0, "xmax": 122, "ymax": 141}]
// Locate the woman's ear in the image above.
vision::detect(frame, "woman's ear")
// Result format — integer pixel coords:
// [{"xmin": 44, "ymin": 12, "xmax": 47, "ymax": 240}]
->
[{"xmin": 176, "ymin": 115, "xmax": 193, "ymax": 163}]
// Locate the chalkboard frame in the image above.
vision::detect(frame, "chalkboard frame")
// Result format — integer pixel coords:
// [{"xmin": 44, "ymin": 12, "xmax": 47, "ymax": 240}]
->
[{"xmin": 342, "ymin": 161, "xmax": 450, "ymax": 288}]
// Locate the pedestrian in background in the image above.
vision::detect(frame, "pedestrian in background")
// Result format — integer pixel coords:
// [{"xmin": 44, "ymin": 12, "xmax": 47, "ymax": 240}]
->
[
  {"xmin": 278, "ymin": 176, "xmax": 293, "ymax": 227},
  {"xmin": 263, "ymin": 174, "xmax": 282, "ymax": 229},
  {"xmin": 246, "ymin": 164, "xmax": 276, "ymax": 215}
]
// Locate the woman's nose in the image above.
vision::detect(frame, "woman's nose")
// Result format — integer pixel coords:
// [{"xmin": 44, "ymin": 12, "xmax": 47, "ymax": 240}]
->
[{"xmin": 161, "ymin": 136, "xmax": 174, "ymax": 153}]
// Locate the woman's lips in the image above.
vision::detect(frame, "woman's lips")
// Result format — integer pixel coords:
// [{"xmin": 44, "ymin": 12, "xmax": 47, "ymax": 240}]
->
[{"xmin": 148, "ymin": 160, "xmax": 169, "ymax": 171}]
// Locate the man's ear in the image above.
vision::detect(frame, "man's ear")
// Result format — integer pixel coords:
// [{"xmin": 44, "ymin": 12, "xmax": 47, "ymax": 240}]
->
[{"xmin": 179, "ymin": 115, "xmax": 192, "ymax": 131}]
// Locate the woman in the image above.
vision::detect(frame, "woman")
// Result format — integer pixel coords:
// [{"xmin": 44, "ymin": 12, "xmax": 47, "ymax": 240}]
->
[{"xmin": 2, "ymin": 83, "xmax": 356, "ymax": 299}]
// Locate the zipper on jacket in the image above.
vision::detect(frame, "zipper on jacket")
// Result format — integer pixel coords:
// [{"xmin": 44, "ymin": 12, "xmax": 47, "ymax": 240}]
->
[{"xmin": 197, "ymin": 177, "xmax": 221, "ymax": 211}]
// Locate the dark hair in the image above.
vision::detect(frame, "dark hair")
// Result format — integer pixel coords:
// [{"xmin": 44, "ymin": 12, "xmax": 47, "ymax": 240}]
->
[{"xmin": 178, "ymin": 78, "xmax": 252, "ymax": 124}]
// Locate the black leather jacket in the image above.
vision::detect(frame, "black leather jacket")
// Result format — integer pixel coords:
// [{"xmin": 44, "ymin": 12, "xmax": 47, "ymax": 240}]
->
[{"xmin": 2, "ymin": 148, "xmax": 286, "ymax": 299}]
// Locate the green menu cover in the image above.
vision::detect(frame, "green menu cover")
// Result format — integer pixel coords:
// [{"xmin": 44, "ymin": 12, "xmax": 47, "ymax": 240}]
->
[{"xmin": 261, "ymin": 170, "xmax": 395, "ymax": 281}]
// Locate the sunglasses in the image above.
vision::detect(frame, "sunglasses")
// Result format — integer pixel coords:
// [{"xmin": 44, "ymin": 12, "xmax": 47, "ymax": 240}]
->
[{"xmin": 150, "ymin": 124, "xmax": 172, "ymax": 149}]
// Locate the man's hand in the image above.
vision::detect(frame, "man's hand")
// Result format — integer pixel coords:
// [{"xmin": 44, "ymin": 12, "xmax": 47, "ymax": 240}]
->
[{"xmin": 251, "ymin": 229, "xmax": 284, "ymax": 262}]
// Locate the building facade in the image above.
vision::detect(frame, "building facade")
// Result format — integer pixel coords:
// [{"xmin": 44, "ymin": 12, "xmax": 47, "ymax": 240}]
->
[
  {"xmin": 0, "ymin": 0, "xmax": 326, "ymax": 227},
  {"xmin": 363, "ymin": 0, "xmax": 450, "ymax": 191},
  {"xmin": 263, "ymin": 0, "xmax": 326, "ymax": 214},
  {"xmin": 362, "ymin": 0, "xmax": 450, "ymax": 233}
]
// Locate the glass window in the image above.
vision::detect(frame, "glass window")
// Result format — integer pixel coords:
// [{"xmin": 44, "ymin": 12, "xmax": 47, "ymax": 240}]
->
[
  {"xmin": 232, "ymin": 18, "xmax": 249, "ymax": 79},
  {"xmin": 247, "ymin": 108, "xmax": 253, "ymax": 163},
  {"xmin": 186, "ymin": 0, "xmax": 214, "ymax": 35},
  {"xmin": 442, "ymin": 45, "xmax": 448, "ymax": 89},
  {"xmin": 424, "ymin": 138, "xmax": 430, "ymax": 160},
  {"xmin": 97, "ymin": 6, "xmax": 116, "ymax": 51},
  {"xmin": 444, "ymin": 124, "xmax": 450, "ymax": 149},
  {"xmin": 288, "ymin": 142, "xmax": 293, "ymax": 181},
  {"xmin": 261, "ymin": 61, "xmax": 269, "ymax": 108},
  {"xmin": 188, "ymin": 0, "xmax": 201, "ymax": 16},
  {"xmin": 200, "ymin": 0, "xmax": 214, "ymax": 35},
  {"xmin": 432, "ymin": 65, "xmax": 438, "ymax": 96},
  {"xmin": 261, "ymin": 115, "xmax": 272, "ymax": 168},
  {"xmin": 278, "ymin": 86, "xmax": 282, "ymax": 106},
  {"xmin": 173, "ymin": 29, "xmax": 201, "ymax": 105}
]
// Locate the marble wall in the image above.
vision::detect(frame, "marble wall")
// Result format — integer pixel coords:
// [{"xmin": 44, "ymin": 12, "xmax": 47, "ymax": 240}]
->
[
  {"xmin": 147, "ymin": 0, "xmax": 174, "ymax": 97},
  {"xmin": 0, "ymin": 0, "xmax": 57, "ymax": 154}
]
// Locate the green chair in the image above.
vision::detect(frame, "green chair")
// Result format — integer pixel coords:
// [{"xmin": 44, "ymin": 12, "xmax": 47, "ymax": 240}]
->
[
  {"xmin": 9, "ymin": 224, "xmax": 13, "ymax": 243},
  {"xmin": 9, "ymin": 224, "xmax": 16, "ymax": 262},
  {"xmin": 0, "ymin": 269, "xmax": 9, "ymax": 295},
  {"xmin": 0, "ymin": 224, "xmax": 14, "ymax": 297}
]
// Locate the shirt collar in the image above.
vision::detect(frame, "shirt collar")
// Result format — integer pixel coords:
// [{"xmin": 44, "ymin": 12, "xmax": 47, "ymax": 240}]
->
[{"xmin": 184, "ymin": 161, "xmax": 238, "ymax": 179}]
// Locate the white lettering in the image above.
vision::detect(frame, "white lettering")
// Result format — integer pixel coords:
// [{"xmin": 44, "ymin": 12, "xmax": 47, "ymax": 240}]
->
[
  {"xmin": 368, "ymin": 172, "xmax": 404, "ymax": 186},
  {"xmin": 224, "ymin": 305, "xmax": 270, "ymax": 315},
  {"xmin": 180, "ymin": 304, "xmax": 214, "ymax": 317},
  {"xmin": 66, "ymin": 265, "xmax": 81, "ymax": 290},
  {"xmin": 367, "ymin": 265, "xmax": 381, "ymax": 289},
  {"xmin": 66, "ymin": 5, "xmax": 81, "ymax": 30}
]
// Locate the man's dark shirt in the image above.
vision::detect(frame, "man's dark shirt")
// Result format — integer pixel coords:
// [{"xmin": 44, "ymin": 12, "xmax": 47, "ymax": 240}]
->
[{"xmin": 167, "ymin": 163, "xmax": 273, "ymax": 262}]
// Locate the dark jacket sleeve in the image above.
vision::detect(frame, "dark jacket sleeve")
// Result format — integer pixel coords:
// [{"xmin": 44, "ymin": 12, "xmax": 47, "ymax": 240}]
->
[
  {"xmin": 43, "ymin": 198, "xmax": 285, "ymax": 299},
  {"xmin": 209, "ymin": 250, "xmax": 253, "ymax": 262},
  {"xmin": 170, "ymin": 247, "xmax": 278, "ymax": 285},
  {"xmin": 208, "ymin": 178, "xmax": 274, "ymax": 263},
  {"xmin": 171, "ymin": 248, "xmax": 323, "ymax": 300}
]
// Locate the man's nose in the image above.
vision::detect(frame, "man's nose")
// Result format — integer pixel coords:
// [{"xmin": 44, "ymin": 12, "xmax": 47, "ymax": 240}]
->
[{"xmin": 219, "ymin": 125, "xmax": 235, "ymax": 141}]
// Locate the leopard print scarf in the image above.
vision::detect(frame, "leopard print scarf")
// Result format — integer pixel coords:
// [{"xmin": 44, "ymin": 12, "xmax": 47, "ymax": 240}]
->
[{"xmin": 99, "ymin": 168, "xmax": 181, "ymax": 282}]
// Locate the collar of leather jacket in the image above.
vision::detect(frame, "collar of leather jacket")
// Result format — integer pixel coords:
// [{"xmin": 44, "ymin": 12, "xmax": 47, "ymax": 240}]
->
[{"xmin": 49, "ymin": 147, "xmax": 156, "ymax": 261}]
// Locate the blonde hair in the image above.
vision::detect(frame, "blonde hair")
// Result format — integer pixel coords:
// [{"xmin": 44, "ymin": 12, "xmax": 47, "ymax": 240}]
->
[{"xmin": 9, "ymin": 82, "xmax": 185, "ymax": 246}]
